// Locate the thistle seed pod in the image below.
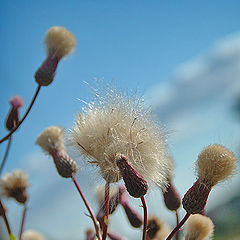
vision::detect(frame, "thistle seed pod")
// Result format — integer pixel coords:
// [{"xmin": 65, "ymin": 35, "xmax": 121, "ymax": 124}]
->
[
  {"xmin": 116, "ymin": 154, "xmax": 148, "ymax": 198},
  {"xmin": 35, "ymin": 26, "xmax": 76, "ymax": 86},
  {"xmin": 0, "ymin": 169, "xmax": 29, "ymax": 204}
]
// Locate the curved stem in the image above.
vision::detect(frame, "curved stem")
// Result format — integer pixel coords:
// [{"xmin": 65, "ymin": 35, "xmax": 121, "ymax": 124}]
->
[
  {"xmin": 141, "ymin": 196, "xmax": 147, "ymax": 240},
  {"xmin": 0, "ymin": 198, "xmax": 12, "ymax": 236},
  {"xmin": 71, "ymin": 175, "xmax": 102, "ymax": 240},
  {"xmin": 0, "ymin": 85, "xmax": 41, "ymax": 144},
  {"xmin": 166, "ymin": 212, "xmax": 191, "ymax": 240},
  {"xmin": 19, "ymin": 204, "xmax": 27, "ymax": 240},
  {"xmin": 175, "ymin": 210, "xmax": 179, "ymax": 240},
  {"xmin": 0, "ymin": 135, "xmax": 12, "ymax": 175},
  {"xmin": 102, "ymin": 182, "xmax": 110, "ymax": 240}
]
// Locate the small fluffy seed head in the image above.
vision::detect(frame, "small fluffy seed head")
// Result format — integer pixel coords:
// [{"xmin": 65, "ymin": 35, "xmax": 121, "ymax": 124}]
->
[
  {"xmin": 0, "ymin": 169, "xmax": 29, "ymax": 204},
  {"xmin": 45, "ymin": 26, "xmax": 76, "ymax": 59},
  {"xmin": 185, "ymin": 214, "xmax": 214, "ymax": 240},
  {"xmin": 22, "ymin": 230, "xmax": 45, "ymax": 240},
  {"xmin": 197, "ymin": 144, "xmax": 237, "ymax": 186},
  {"xmin": 69, "ymin": 85, "xmax": 171, "ymax": 189},
  {"xmin": 36, "ymin": 126, "xmax": 64, "ymax": 154},
  {"xmin": 147, "ymin": 216, "xmax": 170, "ymax": 240}
]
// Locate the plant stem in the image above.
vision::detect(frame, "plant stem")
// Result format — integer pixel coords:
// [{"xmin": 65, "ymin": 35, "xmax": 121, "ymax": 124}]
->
[
  {"xmin": 19, "ymin": 204, "xmax": 27, "ymax": 240},
  {"xmin": 102, "ymin": 182, "xmax": 110, "ymax": 240},
  {"xmin": 175, "ymin": 210, "xmax": 179, "ymax": 240},
  {"xmin": 71, "ymin": 174, "xmax": 102, "ymax": 240},
  {"xmin": 0, "ymin": 135, "xmax": 12, "ymax": 175},
  {"xmin": 0, "ymin": 85, "xmax": 41, "ymax": 144},
  {"xmin": 141, "ymin": 196, "xmax": 147, "ymax": 240},
  {"xmin": 166, "ymin": 212, "xmax": 191, "ymax": 240},
  {"xmin": 0, "ymin": 198, "xmax": 12, "ymax": 236}
]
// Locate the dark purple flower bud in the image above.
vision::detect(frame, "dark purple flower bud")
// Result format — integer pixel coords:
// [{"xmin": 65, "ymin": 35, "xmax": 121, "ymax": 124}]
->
[
  {"xmin": 116, "ymin": 154, "xmax": 148, "ymax": 198},
  {"xmin": 5, "ymin": 96, "xmax": 24, "ymax": 131}
]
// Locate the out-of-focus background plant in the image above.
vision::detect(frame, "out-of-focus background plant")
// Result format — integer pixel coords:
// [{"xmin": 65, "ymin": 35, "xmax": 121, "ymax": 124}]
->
[{"xmin": 0, "ymin": 1, "xmax": 240, "ymax": 240}]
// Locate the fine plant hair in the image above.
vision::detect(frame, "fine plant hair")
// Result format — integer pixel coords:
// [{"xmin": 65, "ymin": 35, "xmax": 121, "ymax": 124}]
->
[
  {"xmin": 69, "ymin": 85, "xmax": 171, "ymax": 189},
  {"xmin": 184, "ymin": 214, "xmax": 214, "ymax": 240},
  {"xmin": 197, "ymin": 144, "xmax": 237, "ymax": 186}
]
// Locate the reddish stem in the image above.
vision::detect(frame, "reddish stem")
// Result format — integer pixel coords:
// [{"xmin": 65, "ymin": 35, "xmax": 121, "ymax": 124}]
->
[
  {"xmin": 102, "ymin": 182, "xmax": 110, "ymax": 240},
  {"xmin": 141, "ymin": 196, "xmax": 147, "ymax": 240},
  {"xmin": 0, "ymin": 198, "xmax": 12, "ymax": 236},
  {"xmin": 0, "ymin": 135, "xmax": 12, "ymax": 175},
  {"xmin": 175, "ymin": 210, "xmax": 179, "ymax": 240},
  {"xmin": 0, "ymin": 85, "xmax": 41, "ymax": 144},
  {"xmin": 19, "ymin": 204, "xmax": 27, "ymax": 240},
  {"xmin": 166, "ymin": 212, "xmax": 191, "ymax": 240},
  {"xmin": 71, "ymin": 175, "xmax": 102, "ymax": 240}
]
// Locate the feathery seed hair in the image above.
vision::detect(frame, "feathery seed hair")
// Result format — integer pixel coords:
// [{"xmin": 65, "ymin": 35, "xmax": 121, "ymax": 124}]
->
[
  {"xmin": 36, "ymin": 126, "xmax": 64, "ymax": 153},
  {"xmin": 185, "ymin": 214, "xmax": 214, "ymax": 240},
  {"xmin": 197, "ymin": 144, "xmax": 237, "ymax": 186},
  {"xmin": 45, "ymin": 26, "xmax": 76, "ymax": 59},
  {"xmin": 69, "ymin": 86, "xmax": 171, "ymax": 188},
  {"xmin": 0, "ymin": 169, "xmax": 29, "ymax": 204},
  {"xmin": 22, "ymin": 230, "xmax": 46, "ymax": 240}
]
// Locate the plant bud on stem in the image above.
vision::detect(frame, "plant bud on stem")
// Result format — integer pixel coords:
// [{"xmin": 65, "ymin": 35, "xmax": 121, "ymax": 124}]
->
[{"xmin": 116, "ymin": 154, "xmax": 148, "ymax": 198}]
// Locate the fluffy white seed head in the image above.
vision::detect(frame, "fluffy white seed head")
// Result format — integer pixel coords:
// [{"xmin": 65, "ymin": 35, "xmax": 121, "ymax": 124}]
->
[
  {"xmin": 185, "ymin": 214, "xmax": 214, "ymax": 240},
  {"xmin": 36, "ymin": 126, "xmax": 64, "ymax": 154},
  {"xmin": 45, "ymin": 26, "xmax": 76, "ymax": 59},
  {"xmin": 22, "ymin": 230, "xmax": 46, "ymax": 240},
  {"xmin": 0, "ymin": 169, "xmax": 29, "ymax": 203},
  {"xmin": 69, "ymin": 86, "xmax": 171, "ymax": 189},
  {"xmin": 197, "ymin": 144, "xmax": 237, "ymax": 186}
]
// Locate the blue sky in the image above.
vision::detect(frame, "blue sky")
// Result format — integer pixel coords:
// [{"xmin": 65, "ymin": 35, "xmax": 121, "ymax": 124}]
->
[{"xmin": 1, "ymin": 1, "xmax": 240, "ymax": 239}]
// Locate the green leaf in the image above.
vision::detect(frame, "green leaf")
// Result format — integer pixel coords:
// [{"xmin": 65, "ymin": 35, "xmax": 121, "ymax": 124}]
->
[{"xmin": 9, "ymin": 234, "xmax": 15, "ymax": 240}]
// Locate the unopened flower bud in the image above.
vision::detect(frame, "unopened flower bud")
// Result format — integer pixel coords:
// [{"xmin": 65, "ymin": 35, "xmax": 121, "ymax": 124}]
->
[
  {"xmin": 5, "ymin": 96, "xmax": 24, "ymax": 131},
  {"xmin": 35, "ymin": 26, "xmax": 76, "ymax": 86},
  {"xmin": 116, "ymin": 154, "xmax": 148, "ymax": 198},
  {"xmin": 162, "ymin": 181, "xmax": 181, "ymax": 211},
  {"xmin": 50, "ymin": 149, "xmax": 77, "ymax": 178},
  {"xmin": 120, "ymin": 187, "xmax": 142, "ymax": 228},
  {"xmin": 0, "ymin": 170, "xmax": 29, "ymax": 204}
]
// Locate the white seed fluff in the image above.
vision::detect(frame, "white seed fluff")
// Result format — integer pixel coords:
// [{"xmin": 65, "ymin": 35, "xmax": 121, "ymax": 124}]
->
[
  {"xmin": 36, "ymin": 126, "xmax": 64, "ymax": 154},
  {"xmin": 22, "ymin": 230, "xmax": 46, "ymax": 240},
  {"xmin": 69, "ymin": 86, "xmax": 171, "ymax": 188},
  {"xmin": 45, "ymin": 26, "xmax": 76, "ymax": 59}
]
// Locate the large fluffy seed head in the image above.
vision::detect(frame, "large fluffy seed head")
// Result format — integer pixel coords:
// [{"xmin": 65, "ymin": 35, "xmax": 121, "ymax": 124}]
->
[
  {"xmin": 185, "ymin": 214, "xmax": 214, "ymax": 240},
  {"xmin": 197, "ymin": 144, "xmax": 237, "ymax": 186},
  {"xmin": 0, "ymin": 169, "xmax": 29, "ymax": 204},
  {"xmin": 36, "ymin": 126, "xmax": 64, "ymax": 154},
  {"xmin": 69, "ymin": 86, "xmax": 171, "ymax": 188},
  {"xmin": 45, "ymin": 26, "xmax": 76, "ymax": 59},
  {"xmin": 22, "ymin": 230, "xmax": 45, "ymax": 240}
]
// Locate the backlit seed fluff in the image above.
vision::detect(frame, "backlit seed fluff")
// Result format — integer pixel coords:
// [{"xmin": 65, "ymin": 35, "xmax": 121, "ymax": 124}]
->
[
  {"xmin": 0, "ymin": 169, "xmax": 29, "ymax": 204},
  {"xmin": 185, "ymin": 214, "xmax": 214, "ymax": 240},
  {"xmin": 197, "ymin": 144, "xmax": 237, "ymax": 186},
  {"xmin": 22, "ymin": 230, "xmax": 46, "ymax": 240},
  {"xmin": 69, "ymin": 86, "xmax": 171, "ymax": 188},
  {"xmin": 36, "ymin": 126, "xmax": 64, "ymax": 153},
  {"xmin": 45, "ymin": 26, "xmax": 76, "ymax": 59}
]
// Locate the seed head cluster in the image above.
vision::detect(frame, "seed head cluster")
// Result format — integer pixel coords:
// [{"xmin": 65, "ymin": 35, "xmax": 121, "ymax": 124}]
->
[
  {"xmin": 69, "ymin": 87, "xmax": 171, "ymax": 189},
  {"xmin": 0, "ymin": 169, "xmax": 29, "ymax": 204},
  {"xmin": 184, "ymin": 214, "xmax": 214, "ymax": 240},
  {"xmin": 197, "ymin": 144, "xmax": 237, "ymax": 186}
]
